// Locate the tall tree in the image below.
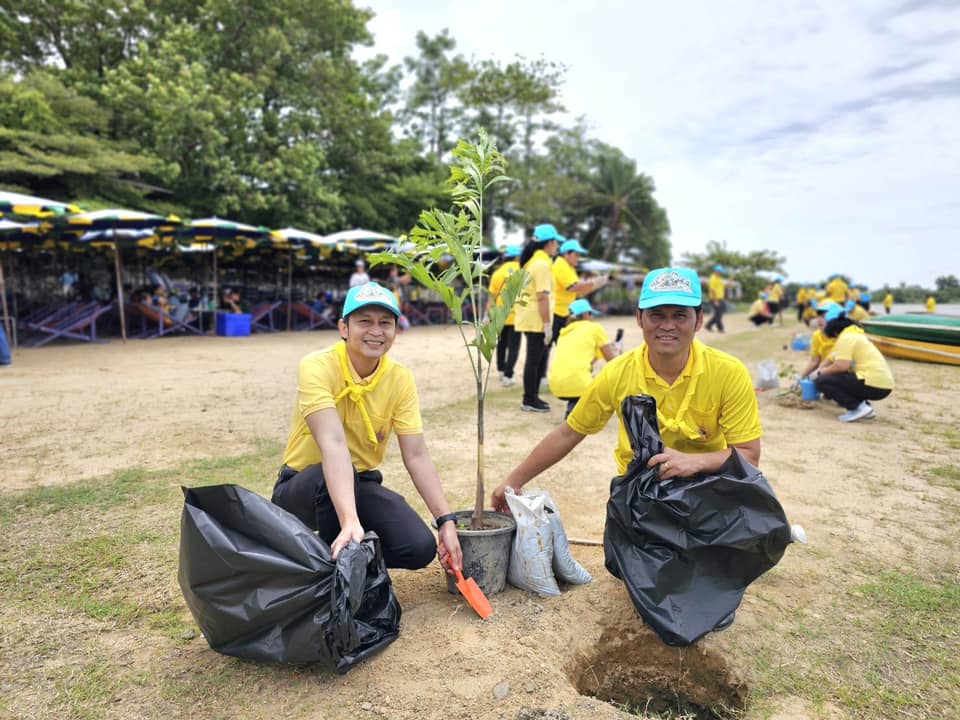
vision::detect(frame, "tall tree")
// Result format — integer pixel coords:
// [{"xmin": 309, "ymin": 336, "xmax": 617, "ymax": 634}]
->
[
  {"xmin": 402, "ymin": 29, "xmax": 471, "ymax": 159},
  {"xmin": 680, "ymin": 240, "xmax": 786, "ymax": 300}
]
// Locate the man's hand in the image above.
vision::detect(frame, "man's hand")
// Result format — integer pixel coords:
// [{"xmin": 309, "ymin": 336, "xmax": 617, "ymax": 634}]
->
[
  {"xmin": 491, "ymin": 481, "xmax": 520, "ymax": 513},
  {"xmin": 543, "ymin": 324, "xmax": 553, "ymax": 346},
  {"xmin": 437, "ymin": 523, "xmax": 463, "ymax": 574},
  {"xmin": 330, "ymin": 518, "xmax": 365, "ymax": 559},
  {"xmin": 647, "ymin": 449, "xmax": 702, "ymax": 482}
]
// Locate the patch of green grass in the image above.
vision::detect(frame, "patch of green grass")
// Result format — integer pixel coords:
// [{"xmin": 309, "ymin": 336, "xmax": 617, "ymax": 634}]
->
[
  {"xmin": 50, "ymin": 661, "xmax": 124, "ymax": 719},
  {"xmin": 926, "ymin": 464, "xmax": 960, "ymax": 490}
]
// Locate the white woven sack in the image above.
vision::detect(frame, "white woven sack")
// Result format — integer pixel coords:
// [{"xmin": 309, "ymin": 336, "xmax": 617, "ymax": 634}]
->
[
  {"xmin": 533, "ymin": 489, "xmax": 592, "ymax": 585},
  {"xmin": 504, "ymin": 487, "xmax": 560, "ymax": 597}
]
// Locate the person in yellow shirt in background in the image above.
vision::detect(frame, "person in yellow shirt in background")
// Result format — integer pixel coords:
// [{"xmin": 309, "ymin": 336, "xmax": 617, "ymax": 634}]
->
[
  {"xmin": 705, "ymin": 264, "xmax": 727, "ymax": 333},
  {"xmin": 550, "ymin": 237, "xmax": 609, "ymax": 365},
  {"xmin": 799, "ymin": 301, "xmax": 837, "ymax": 380},
  {"xmin": 492, "ymin": 266, "xmax": 763, "ymax": 509},
  {"xmin": 515, "ymin": 224, "xmax": 561, "ymax": 412},
  {"xmin": 486, "ymin": 244, "xmax": 523, "ymax": 387},
  {"xmin": 748, "ymin": 292, "xmax": 773, "ymax": 326},
  {"xmin": 814, "ymin": 304, "xmax": 894, "ymax": 422},
  {"xmin": 883, "ymin": 291, "xmax": 894, "ymax": 314},
  {"xmin": 548, "ymin": 298, "xmax": 621, "ymax": 417},
  {"xmin": 795, "ymin": 285, "xmax": 808, "ymax": 323},
  {"xmin": 845, "ymin": 299, "xmax": 870, "ymax": 324},
  {"xmin": 764, "ymin": 276, "xmax": 785, "ymax": 326},
  {"xmin": 802, "ymin": 286, "xmax": 821, "ymax": 324},
  {"xmin": 926, "ymin": 295, "xmax": 937, "ymax": 313},
  {"xmin": 826, "ymin": 274, "xmax": 850, "ymax": 304},
  {"xmin": 271, "ymin": 281, "xmax": 463, "ymax": 574}
]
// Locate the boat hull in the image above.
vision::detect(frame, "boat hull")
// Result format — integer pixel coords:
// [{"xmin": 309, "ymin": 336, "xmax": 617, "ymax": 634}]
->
[
  {"xmin": 861, "ymin": 314, "xmax": 960, "ymax": 345},
  {"xmin": 866, "ymin": 334, "xmax": 960, "ymax": 366}
]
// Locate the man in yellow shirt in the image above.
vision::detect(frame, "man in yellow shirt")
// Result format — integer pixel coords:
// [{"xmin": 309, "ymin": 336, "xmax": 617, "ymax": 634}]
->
[
  {"xmin": 515, "ymin": 223, "xmax": 561, "ymax": 412},
  {"xmin": 486, "ymin": 244, "xmax": 523, "ymax": 387},
  {"xmin": 493, "ymin": 267, "xmax": 762, "ymax": 508},
  {"xmin": 272, "ymin": 281, "xmax": 463, "ymax": 573},
  {"xmin": 883, "ymin": 292, "xmax": 894, "ymax": 314},
  {"xmin": 826, "ymin": 274, "xmax": 849, "ymax": 304},
  {"xmin": 704, "ymin": 264, "xmax": 727, "ymax": 332},
  {"xmin": 926, "ymin": 295, "xmax": 937, "ymax": 313},
  {"xmin": 814, "ymin": 304, "xmax": 894, "ymax": 422},
  {"xmin": 548, "ymin": 298, "xmax": 620, "ymax": 417},
  {"xmin": 767, "ymin": 276, "xmax": 786, "ymax": 326}
]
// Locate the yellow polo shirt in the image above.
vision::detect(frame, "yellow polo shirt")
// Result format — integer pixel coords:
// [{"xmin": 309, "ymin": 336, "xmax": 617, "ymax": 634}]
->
[
  {"xmin": 488, "ymin": 260, "xmax": 521, "ymax": 325},
  {"xmin": 281, "ymin": 343, "xmax": 423, "ymax": 472},
  {"xmin": 883, "ymin": 293, "xmax": 894, "ymax": 310},
  {"xmin": 568, "ymin": 339, "xmax": 762, "ymax": 474},
  {"xmin": 708, "ymin": 272, "xmax": 726, "ymax": 301},
  {"xmin": 514, "ymin": 249, "xmax": 554, "ymax": 332},
  {"xmin": 826, "ymin": 278, "xmax": 849, "ymax": 303},
  {"xmin": 830, "ymin": 326, "xmax": 894, "ymax": 389},
  {"xmin": 552, "ymin": 256, "xmax": 580, "ymax": 318},
  {"xmin": 768, "ymin": 282, "xmax": 784, "ymax": 303},
  {"xmin": 810, "ymin": 329, "xmax": 835, "ymax": 361},
  {"xmin": 548, "ymin": 320, "xmax": 610, "ymax": 397}
]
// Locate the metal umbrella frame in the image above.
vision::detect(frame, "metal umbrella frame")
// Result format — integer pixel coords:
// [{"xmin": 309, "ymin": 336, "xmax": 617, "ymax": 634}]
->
[{"xmin": 64, "ymin": 209, "xmax": 181, "ymax": 341}]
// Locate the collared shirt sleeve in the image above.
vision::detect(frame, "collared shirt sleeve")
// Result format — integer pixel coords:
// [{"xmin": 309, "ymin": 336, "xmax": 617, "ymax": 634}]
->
[
  {"xmin": 391, "ymin": 366, "xmax": 424, "ymax": 435},
  {"xmin": 297, "ymin": 351, "xmax": 339, "ymax": 419},
  {"xmin": 718, "ymin": 360, "xmax": 763, "ymax": 446}
]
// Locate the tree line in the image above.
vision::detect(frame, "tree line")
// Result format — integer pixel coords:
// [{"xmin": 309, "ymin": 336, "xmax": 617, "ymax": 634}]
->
[{"xmin": 0, "ymin": 0, "xmax": 671, "ymax": 267}]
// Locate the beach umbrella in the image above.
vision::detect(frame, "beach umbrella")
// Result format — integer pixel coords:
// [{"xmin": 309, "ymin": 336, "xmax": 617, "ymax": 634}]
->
[
  {"xmin": 172, "ymin": 218, "xmax": 276, "ymax": 318},
  {"xmin": 64, "ymin": 209, "xmax": 182, "ymax": 341},
  {"xmin": 0, "ymin": 190, "xmax": 81, "ymax": 219},
  {"xmin": 0, "ymin": 219, "xmax": 45, "ymax": 349},
  {"xmin": 273, "ymin": 228, "xmax": 336, "ymax": 330},
  {"xmin": 322, "ymin": 228, "xmax": 399, "ymax": 250}
]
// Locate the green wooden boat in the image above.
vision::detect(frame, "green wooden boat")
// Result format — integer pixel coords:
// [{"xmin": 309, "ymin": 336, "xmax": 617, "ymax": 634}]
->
[{"xmin": 861, "ymin": 314, "xmax": 960, "ymax": 346}]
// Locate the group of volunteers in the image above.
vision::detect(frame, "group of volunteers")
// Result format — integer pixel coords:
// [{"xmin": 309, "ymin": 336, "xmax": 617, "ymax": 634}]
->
[
  {"xmin": 791, "ymin": 274, "xmax": 896, "ymax": 423},
  {"xmin": 267, "ymin": 216, "xmax": 768, "ymax": 589}
]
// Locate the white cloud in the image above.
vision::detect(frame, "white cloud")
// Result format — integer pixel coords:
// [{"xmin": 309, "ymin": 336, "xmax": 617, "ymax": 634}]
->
[{"xmin": 361, "ymin": 0, "xmax": 960, "ymax": 287}]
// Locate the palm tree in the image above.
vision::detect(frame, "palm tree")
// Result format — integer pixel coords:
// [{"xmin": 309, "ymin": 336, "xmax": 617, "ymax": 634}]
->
[{"xmin": 581, "ymin": 149, "xmax": 671, "ymax": 266}]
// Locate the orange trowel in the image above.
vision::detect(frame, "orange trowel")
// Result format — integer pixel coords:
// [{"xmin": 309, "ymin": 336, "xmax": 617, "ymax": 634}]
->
[{"xmin": 453, "ymin": 569, "xmax": 493, "ymax": 620}]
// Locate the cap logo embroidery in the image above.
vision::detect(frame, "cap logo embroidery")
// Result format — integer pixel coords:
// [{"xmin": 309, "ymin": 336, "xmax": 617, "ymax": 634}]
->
[
  {"xmin": 356, "ymin": 284, "xmax": 393, "ymax": 303},
  {"xmin": 649, "ymin": 271, "xmax": 692, "ymax": 294}
]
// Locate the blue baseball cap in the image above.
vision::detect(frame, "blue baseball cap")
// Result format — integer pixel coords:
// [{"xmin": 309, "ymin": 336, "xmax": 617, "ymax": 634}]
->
[
  {"xmin": 532, "ymin": 223, "xmax": 559, "ymax": 242},
  {"xmin": 568, "ymin": 298, "xmax": 600, "ymax": 317},
  {"xmin": 504, "ymin": 244, "xmax": 522, "ymax": 258},
  {"xmin": 638, "ymin": 267, "xmax": 702, "ymax": 309},
  {"xmin": 341, "ymin": 281, "xmax": 400, "ymax": 318},
  {"xmin": 824, "ymin": 304, "xmax": 845, "ymax": 322},
  {"xmin": 714, "ymin": 264, "xmax": 726, "ymax": 273},
  {"xmin": 560, "ymin": 239, "xmax": 588, "ymax": 255}
]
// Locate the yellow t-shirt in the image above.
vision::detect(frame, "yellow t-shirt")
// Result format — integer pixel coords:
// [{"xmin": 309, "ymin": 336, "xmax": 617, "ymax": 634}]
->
[
  {"xmin": 830, "ymin": 326, "xmax": 894, "ymax": 389},
  {"xmin": 552, "ymin": 256, "xmax": 580, "ymax": 318},
  {"xmin": 749, "ymin": 298, "xmax": 768, "ymax": 317},
  {"xmin": 281, "ymin": 343, "xmax": 423, "ymax": 472},
  {"xmin": 488, "ymin": 260, "xmax": 520, "ymax": 325},
  {"xmin": 708, "ymin": 272, "xmax": 725, "ymax": 301},
  {"xmin": 768, "ymin": 282, "xmax": 784, "ymax": 303},
  {"xmin": 826, "ymin": 278, "xmax": 849, "ymax": 303},
  {"xmin": 548, "ymin": 320, "xmax": 610, "ymax": 398},
  {"xmin": 848, "ymin": 304, "xmax": 870, "ymax": 323},
  {"xmin": 883, "ymin": 293, "xmax": 894, "ymax": 309},
  {"xmin": 810, "ymin": 329, "xmax": 835, "ymax": 361},
  {"xmin": 796, "ymin": 287, "xmax": 807, "ymax": 305},
  {"xmin": 568, "ymin": 340, "xmax": 762, "ymax": 474},
  {"xmin": 514, "ymin": 249, "xmax": 555, "ymax": 332}
]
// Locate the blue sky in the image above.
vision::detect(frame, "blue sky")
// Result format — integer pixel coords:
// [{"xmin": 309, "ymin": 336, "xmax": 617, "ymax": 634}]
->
[{"xmin": 359, "ymin": 0, "xmax": 959, "ymax": 289}]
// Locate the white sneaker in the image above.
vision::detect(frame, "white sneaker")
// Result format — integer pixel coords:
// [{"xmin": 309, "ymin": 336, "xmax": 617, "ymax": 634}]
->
[
  {"xmin": 501, "ymin": 376, "xmax": 515, "ymax": 387},
  {"xmin": 838, "ymin": 401, "xmax": 872, "ymax": 422}
]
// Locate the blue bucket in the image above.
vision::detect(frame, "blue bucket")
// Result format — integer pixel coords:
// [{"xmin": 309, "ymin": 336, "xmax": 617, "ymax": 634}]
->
[
  {"xmin": 791, "ymin": 333, "xmax": 811, "ymax": 351},
  {"xmin": 800, "ymin": 378, "xmax": 820, "ymax": 401}
]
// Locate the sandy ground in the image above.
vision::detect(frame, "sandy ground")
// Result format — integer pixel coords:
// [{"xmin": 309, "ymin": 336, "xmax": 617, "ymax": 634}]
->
[{"xmin": 2, "ymin": 313, "xmax": 958, "ymax": 719}]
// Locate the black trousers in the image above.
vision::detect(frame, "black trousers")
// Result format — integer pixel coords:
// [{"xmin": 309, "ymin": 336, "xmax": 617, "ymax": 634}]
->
[
  {"xmin": 496, "ymin": 323, "xmax": 521, "ymax": 378},
  {"xmin": 522, "ymin": 331, "xmax": 549, "ymax": 404},
  {"xmin": 815, "ymin": 372, "xmax": 891, "ymax": 410},
  {"xmin": 272, "ymin": 464, "xmax": 436, "ymax": 569},
  {"xmin": 705, "ymin": 301, "xmax": 725, "ymax": 332}
]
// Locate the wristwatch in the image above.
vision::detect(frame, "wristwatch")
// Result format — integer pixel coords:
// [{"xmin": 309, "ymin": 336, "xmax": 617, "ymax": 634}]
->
[{"xmin": 433, "ymin": 512, "xmax": 458, "ymax": 531}]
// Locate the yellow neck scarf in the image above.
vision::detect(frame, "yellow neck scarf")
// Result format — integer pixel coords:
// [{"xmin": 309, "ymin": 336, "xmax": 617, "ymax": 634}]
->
[
  {"xmin": 646, "ymin": 343, "xmax": 705, "ymax": 441},
  {"xmin": 333, "ymin": 342, "xmax": 389, "ymax": 448}
]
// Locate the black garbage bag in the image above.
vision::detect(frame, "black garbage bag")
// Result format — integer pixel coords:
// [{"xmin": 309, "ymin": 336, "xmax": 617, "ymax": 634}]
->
[
  {"xmin": 604, "ymin": 395, "xmax": 792, "ymax": 647},
  {"xmin": 178, "ymin": 484, "xmax": 401, "ymax": 673}
]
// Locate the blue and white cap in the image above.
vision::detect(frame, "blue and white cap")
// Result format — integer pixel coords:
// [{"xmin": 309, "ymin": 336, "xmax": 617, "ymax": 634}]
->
[
  {"xmin": 568, "ymin": 298, "xmax": 600, "ymax": 316},
  {"xmin": 638, "ymin": 267, "xmax": 702, "ymax": 309},
  {"xmin": 560, "ymin": 239, "xmax": 588, "ymax": 255},
  {"xmin": 341, "ymin": 281, "xmax": 400, "ymax": 318},
  {"xmin": 532, "ymin": 223, "xmax": 559, "ymax": 242}
]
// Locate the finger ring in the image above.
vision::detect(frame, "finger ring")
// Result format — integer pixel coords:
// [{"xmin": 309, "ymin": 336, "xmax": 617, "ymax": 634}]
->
[{"xmin": 663, "ymin": 461, "xmax": 670, "ymax": 470}]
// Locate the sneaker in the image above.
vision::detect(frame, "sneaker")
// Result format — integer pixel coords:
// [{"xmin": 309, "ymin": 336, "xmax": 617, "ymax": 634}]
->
[
  {"xmin": 838, "ymin": 401, "xmax": 872, "ymax": 422},
  {"xmin": 521, "ymin": 399, "xmax": 550, "ymax": 413},
  {"xmin": 501, "ymin": 375, "xmax": 516, "ymax": 387}
]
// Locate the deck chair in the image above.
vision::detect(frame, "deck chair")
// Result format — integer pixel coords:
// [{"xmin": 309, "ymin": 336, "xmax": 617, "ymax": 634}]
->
[
  {"xmin": 251, "ymin": 300, "xmax": 282, "ymax": 332},
  {"xmin": 287, "ymin": 301, "xmax": 337, "ymax": 330},
  {"xmin": 402, "ymin": 300, "xmax": 432, "ymax": 326},
  {"xmin": 20, "ymin": 302, "xmax": 80, "ymax": 334},
  {"xmin": 27, "ymin": 303, "xmax": 113, "ymax": 347},
  {"xmin": 130, "ymin": 302, "xmax": 203, "ymax": 338}
]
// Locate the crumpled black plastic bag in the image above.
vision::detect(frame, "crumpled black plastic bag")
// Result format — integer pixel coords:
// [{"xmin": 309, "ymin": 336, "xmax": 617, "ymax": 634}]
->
[
  {"xmin": 604, "ymin": 395, "xmax": 792, "ymax": 647},
  {"xmin": 178, "ymin": 484, "xmax": 401, "ymax": 673}
]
